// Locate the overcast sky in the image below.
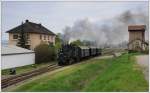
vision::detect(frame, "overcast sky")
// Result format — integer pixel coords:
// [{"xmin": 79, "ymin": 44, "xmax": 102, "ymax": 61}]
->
[{"xmin": 2, "ymin": 1, "xmax": 148, "ymax": 40}]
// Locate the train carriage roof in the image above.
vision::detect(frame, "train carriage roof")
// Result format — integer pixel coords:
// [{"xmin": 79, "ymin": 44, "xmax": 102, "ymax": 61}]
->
[
  {"xmin": 89, "ymin": 46, "xmax": 97, "ymax": 48},
  {"xmin": 78, "ymin": 46, "xmax": 90, "ymax": 49}
]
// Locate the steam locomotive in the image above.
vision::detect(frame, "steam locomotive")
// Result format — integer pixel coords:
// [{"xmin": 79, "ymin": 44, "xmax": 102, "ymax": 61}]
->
[{"xmin": 57, "ymin": 44, "xmax": 101, "ymax": 65}]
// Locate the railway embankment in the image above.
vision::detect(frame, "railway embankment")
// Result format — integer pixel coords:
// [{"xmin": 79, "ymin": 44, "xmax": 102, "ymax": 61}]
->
[{"xmin": 4, "ymin": 53, "xmax": 148, "ymax": 92}]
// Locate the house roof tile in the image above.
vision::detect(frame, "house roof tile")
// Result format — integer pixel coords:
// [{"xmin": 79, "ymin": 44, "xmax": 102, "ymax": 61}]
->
[{"xmin": 6, "ymin": 20, "xmax": 56, "ymax": 35}]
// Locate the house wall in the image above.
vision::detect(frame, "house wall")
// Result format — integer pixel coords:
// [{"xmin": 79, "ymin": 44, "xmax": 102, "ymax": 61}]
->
[
  {"xmin": 8, "ymin": 33, "xmax": 55, "ymax": 50},
  {"xmin": 1, "ymin": 53, "xmax": 35, "ymax": 70},
  {"xmin": 129, "ymin": 31, "xmax": 145, "ymax": 42},
  {"xmin": 128, "ymin": 30, "xmax": 146, "ymax": 51},
  {"xmin": 128, "ymin": 39, "xmax": 142, "ymax": 51},
  {"xmin": 9, "ymin": 33, "xmax": 18, "ymax": 45},
  {"xmin": 30, "ymin": 33, "xmax": 41, "ymax": 50}
]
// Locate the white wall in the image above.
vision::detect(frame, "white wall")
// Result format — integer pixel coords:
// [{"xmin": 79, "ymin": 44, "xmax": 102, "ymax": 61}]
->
[{"xmin": 2, "ymin": 53, "xmax": 35, "ymax": 70}]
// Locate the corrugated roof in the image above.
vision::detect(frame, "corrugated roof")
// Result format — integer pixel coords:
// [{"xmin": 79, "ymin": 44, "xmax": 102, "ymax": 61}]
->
[
  {"xmin": 6, "ymin": 20, "xmax": 56, "ymax": 35},
  {"xmin": 2, "ymin": 45, "xmax": 34, "ymax": 55},
  {"xmin": 128, "ymin": 25, "xmax": 146, "ymax": 31}
]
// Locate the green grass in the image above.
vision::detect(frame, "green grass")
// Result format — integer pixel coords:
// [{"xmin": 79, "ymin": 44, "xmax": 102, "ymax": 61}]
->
[
  {"xmin": 2, "ymin": 62, "xmax": 55, "ymax": 75},
  {"xmin": 83, "ymin": 54, "xmax": 148, "ymax": 92},
  {"xmin": 10, "ymin": 54, "xmax": 148, "ymax": 92}
]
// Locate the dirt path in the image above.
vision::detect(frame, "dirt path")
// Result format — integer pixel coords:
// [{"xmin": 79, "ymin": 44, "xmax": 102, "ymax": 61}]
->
[
  {"xmin": 136, "ymin": 55, "xmax": 149, "ymax": 82},
  {"xmin": 94, "ymin": 55, "xmax": 113, "ymax": 59}
]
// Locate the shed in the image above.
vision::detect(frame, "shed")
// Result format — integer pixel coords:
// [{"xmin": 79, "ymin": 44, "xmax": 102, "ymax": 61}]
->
[
  {"xmin": 1, "ymin": 45, "xmax": 35, "ymax": 70},
  {"xmin": 128, "ymin": 25, "xmax": 148, "ymax": 52}
]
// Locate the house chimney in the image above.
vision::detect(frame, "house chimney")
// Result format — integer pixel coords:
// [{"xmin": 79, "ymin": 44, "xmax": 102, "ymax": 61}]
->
[{"xmin": 26, "ymin": 19, "xmax": 29, "ymax": 23}]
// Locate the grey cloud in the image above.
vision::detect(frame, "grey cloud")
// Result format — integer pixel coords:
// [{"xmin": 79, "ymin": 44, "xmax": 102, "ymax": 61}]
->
[{"xmin": 62, "ymin": 8, "xmax": 148, "ymax": 48}]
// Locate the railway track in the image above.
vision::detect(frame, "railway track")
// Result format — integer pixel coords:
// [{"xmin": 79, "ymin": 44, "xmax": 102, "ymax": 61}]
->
[
  {"xmin": 1, "ymin": 49, "xmax": 125, "ymax": 89},
  {"xmin": 1, "ymin": 63, "xmax": 62, "ymax": 89},
  {"xmin": 102, "ymin": 48, "xmax": 126, "ymax": 55}
]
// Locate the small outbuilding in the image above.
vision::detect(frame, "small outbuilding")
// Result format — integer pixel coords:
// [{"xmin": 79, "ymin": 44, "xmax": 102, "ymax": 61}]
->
[
  {"xmin": 128, "ymin": 25, "xmax": 148, "ymax": 52},
  {"xmin": 1, "ymin": 45, "xmax": 35, "ymax": 70}
]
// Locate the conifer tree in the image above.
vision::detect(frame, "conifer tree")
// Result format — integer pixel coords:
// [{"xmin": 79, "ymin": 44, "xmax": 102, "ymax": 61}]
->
[{"xmin": 17, "ymin": 22, "xmax": 28, "ymax": 49}]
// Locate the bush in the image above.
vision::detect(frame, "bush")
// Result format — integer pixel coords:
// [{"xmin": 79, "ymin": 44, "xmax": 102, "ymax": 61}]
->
[
  {"xmin": 55, "ymin": 42, "xmax": 61, "ymax": 53},
  {"xmin": 34, "ymin": 43, "xmax": 56, "ymax": 64},
  {"xmin": 143, "ymin": 46, "xmax": 149, "ymax": 54},
  {"xmin": 142, "ymin": 50, "xmax": 149, "ymax": 54}
]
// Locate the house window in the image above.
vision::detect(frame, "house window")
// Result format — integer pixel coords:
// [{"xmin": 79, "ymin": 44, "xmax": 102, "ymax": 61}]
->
[
  {"xmin": 51, "ymin": 36, "xmax": 53, "ymax": 41},
  {"xmin": 26, "ymin": 45, "xmax": 30, "ymax": 50},
  {"xmin": 44, "ymin": 35, "xmax": 46, "ymax": 40},
  {"xmin": 48, "ymin": 36, "xmax": 49, "ymax": 40},
  {"xmin": 40, "ymin": 35, "xmax": 42, "ymax": 40},
  {"xmin": 13, "ymin": 34, "xmax": 18, "ymax": 39}
]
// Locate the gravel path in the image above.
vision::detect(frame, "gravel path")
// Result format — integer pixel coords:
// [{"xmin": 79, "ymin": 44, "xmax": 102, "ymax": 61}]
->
[{"xmin": 136, "ymin": 55, "xmax": 149, "ymax": 82}]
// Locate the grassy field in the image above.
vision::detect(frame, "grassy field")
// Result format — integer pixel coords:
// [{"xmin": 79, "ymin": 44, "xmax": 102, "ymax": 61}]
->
[
  {"xmin": 9, "ymin": 54, "xmax": 148, "ymax": 92},
  {"xmin": 2, "ymin": 62, "xmax": 55, "ymax": 75}
]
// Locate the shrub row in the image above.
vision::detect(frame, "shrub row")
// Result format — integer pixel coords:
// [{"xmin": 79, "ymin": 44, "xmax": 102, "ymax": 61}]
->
[{"xmin": 34, "ymin": 43, "xmax": 56, "ymax": 64}]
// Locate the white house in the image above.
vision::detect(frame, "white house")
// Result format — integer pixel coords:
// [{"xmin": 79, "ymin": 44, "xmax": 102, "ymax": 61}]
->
[{"xmin": 1, "ymin": 45, "xmax": 35, "ymax": 70}]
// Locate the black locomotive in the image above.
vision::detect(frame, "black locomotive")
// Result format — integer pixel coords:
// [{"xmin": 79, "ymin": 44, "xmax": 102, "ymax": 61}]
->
[{"xmin": 57, "ymin": 44, "xmax": 101, "ymax": 65}]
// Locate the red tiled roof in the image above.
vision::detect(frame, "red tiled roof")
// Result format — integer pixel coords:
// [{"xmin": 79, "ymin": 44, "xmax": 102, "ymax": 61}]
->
[{"xmin": 128, "ymin": 25, "xmax": 146, "ymax": 31}]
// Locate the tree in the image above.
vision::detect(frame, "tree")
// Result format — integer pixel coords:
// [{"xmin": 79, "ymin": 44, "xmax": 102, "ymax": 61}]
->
[
  {"xmin": 55, "ymin": 33, "xmax": 62, "ymax": 51},
  {"xmin": 17, "ymin": 22, "xmax": 28, "ymax": 49},
  {"xmin": 55, "ymin": 33, "xmax": 61, "ymax": 43},
  {"xmin": 70, "ymin": 39, "xmax": 84, "ymax": 46}
]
